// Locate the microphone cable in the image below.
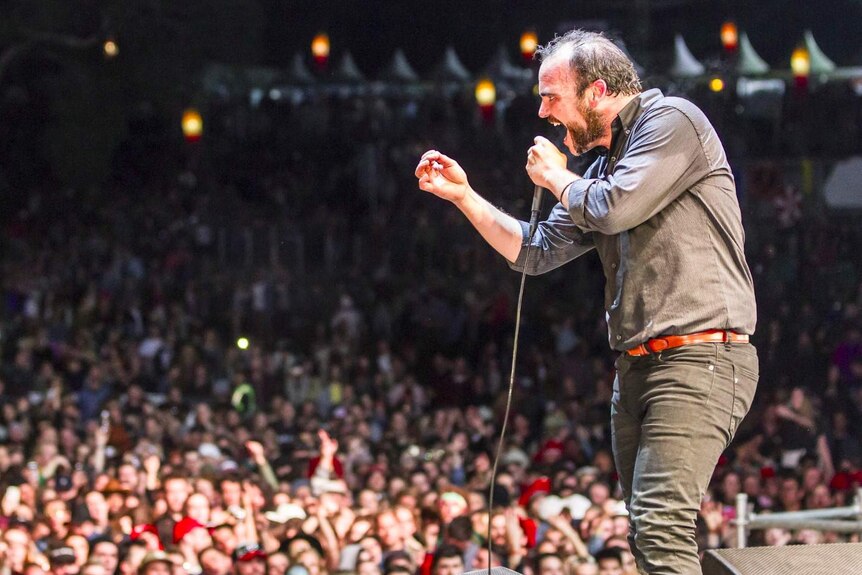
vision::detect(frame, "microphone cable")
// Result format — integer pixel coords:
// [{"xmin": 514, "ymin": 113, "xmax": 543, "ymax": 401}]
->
[{"xmin": 484, "ymin": 185, "xmax": 544, "ymax": 575}]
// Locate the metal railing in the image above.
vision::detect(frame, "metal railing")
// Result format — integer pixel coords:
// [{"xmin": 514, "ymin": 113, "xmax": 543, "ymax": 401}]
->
[{"xmin": 734, "ymin": 488, "xmax": 862, "ymax": 547}]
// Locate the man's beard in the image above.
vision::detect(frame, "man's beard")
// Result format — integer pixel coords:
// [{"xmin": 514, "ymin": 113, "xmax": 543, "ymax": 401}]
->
[{"xmin": 566, "ymin": 102, "xmax": 605, "ymax": 155}]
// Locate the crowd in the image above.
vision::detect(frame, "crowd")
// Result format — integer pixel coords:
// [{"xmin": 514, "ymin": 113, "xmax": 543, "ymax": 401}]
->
[{"xmin": 1, "ymin": 85, "xmax": 862, "ymax": 575}]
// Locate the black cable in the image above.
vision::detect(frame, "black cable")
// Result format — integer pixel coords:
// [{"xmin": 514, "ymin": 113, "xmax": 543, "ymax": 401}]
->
[{"xmin": 485, "ymin": 186, "xmax": 544, "ymax": 575}]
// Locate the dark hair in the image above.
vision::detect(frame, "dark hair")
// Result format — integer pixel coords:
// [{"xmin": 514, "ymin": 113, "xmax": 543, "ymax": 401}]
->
[
  {"xmin": 445, "ymin": 516, "xmax": 473, "ymax": 543},
  {"xmin": 431, "ymin": 544, "xmax": 463, "ymax": 572},
  {"xmin": 535, "ymin": 29, "xmax": 642, "ymax": 97},
  {"xmin": 594, "ymin": 546, "xmax": 623, "ymax": 565}
]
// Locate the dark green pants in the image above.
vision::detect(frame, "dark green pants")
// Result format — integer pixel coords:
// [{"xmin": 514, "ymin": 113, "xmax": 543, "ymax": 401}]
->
[{"xmin": 612, "ymin": 343, "xmax": 759, "ymax": 574}]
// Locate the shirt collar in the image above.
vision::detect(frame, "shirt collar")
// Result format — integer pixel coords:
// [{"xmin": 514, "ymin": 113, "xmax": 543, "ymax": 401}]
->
[{"xmin": 596, "ymin": 88, "xmax": 663, "ymax": 156}]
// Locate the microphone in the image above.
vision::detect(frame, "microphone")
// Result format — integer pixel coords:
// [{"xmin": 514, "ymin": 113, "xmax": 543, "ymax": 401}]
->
[{"xmin": 528, "ymin": 184, "xmax": 544, "ymax": 238}]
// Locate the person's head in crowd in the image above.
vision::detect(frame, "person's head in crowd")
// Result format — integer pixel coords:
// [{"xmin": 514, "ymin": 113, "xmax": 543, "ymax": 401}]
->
[
  {"xmin": 3, "ymin": 526, "xmax": 32, "ymax": 574},
  {"xmin": 586, "ymin": 481, "xmax": 610, "ymax": 507},
  {"xmin": 487, "ymin": 511, "xmax": 508, "ymax": 549},
  {"xmin": 185, "ymin": 492, "xmax": 212, "ymax": 525},
  {"xmin": 346, "ymin": 516, "xmax": 373, "ymax": 544},
  {"xmin": 382, "ymin": 550, "xmax": 414, "ymax": 574},
  {"xmin": 430, "ymin": 544, "xmax": 463, "ymax": 575},
  {"xmin": 392, "ymin": 505, "xmax": 418, "ymax": 539},
  {"xmin": 48, "ymin": 546, "xmax": 79, "ymax": 575},
  {"xmin": 162, "ymin": 476, "xmax": 192, "ymax": 518},
  {"xmin": 80, "ymin": 561, "xmax": 107, "ymax": 575},
  {"xmin": 219, "ymin": 477, "xmax": 243, "ymax": 510},
  {"xmin": 805, "ymin": 483, "xmax": 833, "ymax": 509},
  {"xmin": 356, "ymin": 489, "xmax": 380, "ymax": 516},
  {"xmin": 84, "ymin": 491, "xmax": 110, "ymax": 528},
  {"xmin": 281, "ymin": 535, "xmax": 325, "ymax": 564},
  {"xmin": 778, "ymin": 473, "xmax": 803, "ymax": 511},
  {"xmin": 265, "ymin": 552, "xmax": 289, "ymax": 575},
  {"xmin": 210, "ymin": 523, "xmax": 239, "ymax": 556},
  {"xmin": 443, "ymin": 515, "xmax": 472, "ymax": 550},
  {"xmin": 374, "ymin": 509, "xmax": 404, "ymax": 551},
  {"xmin": 199, "ymin": 546, "xmax": 232, "ymax": 575},
  {"xmin": 356, "ymin": 562, "xmax": 380, "ymax": 575},
  {"xmin": 470, "ymin": 547, "xmax": 502, "ymax": 571},
  {"xmin": 437, "ymin": 490, "xmax": 469, "ymax": 525},
  {"xmin": 407, "ymin": 471, "xmax": 429, "ymax": 495},
  {"xmin": 136, "ymin": 551, "xmax": 172, "ymax": 575},
  {"xmin": 572, "ymin": 561, "xmax": 599, "ymax": 575},
  {"xmin": 603, "ymin": 544, "xmax": 636, "ymax": 575},
  {"xmin": 45, "ymin": 499, "xmax": 72, "ymax": 537},
  {"xmin": 117, "ymin": 463, "xmax": 140, "ymax": 493},
  {"xmin": 232, "ymin": 543, "xmax": 267, "ymax": 575},
  {"xmin": 89, "ymin": 538, "xmax": 119, "ymax": 575},
  {"xmin": 64, "ymin": 534, "xmax": 90, "ymax": 568},
  {"xmin": 173, "ymin": 516, "xmax": 212, "ymax": 552},
  {"xmin": 130, "ymin": 524, "xmax": 163, "ymax": 552},
  {"xmin": 24, "ymin": 562, "xmax": 49, "ymax": 575},
  {"xmin": 355, "ymin": 536, "xmax": 383, "ymax": 568},
  {"xmin": 594, "ymin": 547, "xmax": 624, "ymax": 575},
  {"xmin": 118, "ymin": 541, "xmax": 149, "ymax": 575},
  {"xmin": 535, "ymin": 553, "xmax": 565, "ymax": 575},
  {"xmin": 763, "ymin": 527, "xmax": 792, "ymax": 547},
  {"xmin": 719, "ymin": 471, "xmax": 741, "ymax": 504},
  {"xmin": 293, "ymin": 549, "xmax": 323, "ymax": 575}
]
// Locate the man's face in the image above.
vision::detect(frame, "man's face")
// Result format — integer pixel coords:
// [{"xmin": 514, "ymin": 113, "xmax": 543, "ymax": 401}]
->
[
  {"xmin": 235, "ymin": 559, "xmax": 265, "ymax": 575},
  {"xmin": 92, "ymin": 542, "xmax": 119, "ymax": 573},
  {"xmin": 433, "ymin": 556, "xmax": 464, "ymax": 575},
  {"xmin": 538, "ymin": 57, "xmax": 605, "ymax": 156},
  {"xmin": 142, "ymin": 562, "xmax": 171, "ymax": 575},
  {"xmin": 597, "ymin": 559, "xmax": 623, "ymax": 575},
  {"xmin": 164, "ymin": 479, "xmax": 190, "ymax": 514},
  {"xmin": 3, "ymin": 528, "xmax": 30, "ymax": 568},
  {"xmin": 200, "ymin": 549, "xmax": 232, "ymax": 575},
  {"xmin": 538, "ymin": 556, "xmax": 564, "ymax": 575}
]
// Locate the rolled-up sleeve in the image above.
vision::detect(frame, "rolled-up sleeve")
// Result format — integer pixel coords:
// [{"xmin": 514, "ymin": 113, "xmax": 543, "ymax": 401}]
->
[
  {"xmin": 565, "ymin": 105, "xmax": 709, "ymax": 235},
  {"xmin": 508, "ymin": 203, "xmax": 595, "ymax": 276}
]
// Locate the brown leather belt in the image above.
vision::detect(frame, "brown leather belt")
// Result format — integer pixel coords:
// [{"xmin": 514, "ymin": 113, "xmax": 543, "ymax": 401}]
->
[{"xmin": 626, "ymin": 329, "xmax": 749, "ymax": 357}]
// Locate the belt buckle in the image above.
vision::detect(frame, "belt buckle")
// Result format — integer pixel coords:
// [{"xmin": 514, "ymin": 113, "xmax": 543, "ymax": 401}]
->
[{"xmin": 647, "ymin": 338, "xmax": 669, "ymax": 353}]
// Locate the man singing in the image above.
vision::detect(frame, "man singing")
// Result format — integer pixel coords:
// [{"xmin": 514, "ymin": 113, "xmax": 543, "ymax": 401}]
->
[{"xmin": 415, "ymin": 29, "xmax": 759, "ymax": 574}]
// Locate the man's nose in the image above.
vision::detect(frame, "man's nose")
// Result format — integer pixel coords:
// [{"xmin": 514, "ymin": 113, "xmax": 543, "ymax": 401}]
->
[{"xmin": 538, "ymin": 100, "xmax": 549, "ymax": 118}]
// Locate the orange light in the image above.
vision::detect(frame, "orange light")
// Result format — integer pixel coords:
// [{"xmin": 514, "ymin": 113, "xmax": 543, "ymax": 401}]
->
[
  {"xmin": 791, "ymin": 45, "xmax": 811, "ymax": 78},
  {"xmin": 520, "ymin": 30, "xmax": 538, "ymax": 60},
  {"xmin": 475, "ymin": 78, "xmax": 496, "ymax": 107},
  {"xmin": 182, "ymin": 109, "xmax": 203, "ymax": 142},
  {"xmin": 311, "ymin": 33, "xmax": 330, "ymax": 64},
  {"xmin": 720, "ymin": 21, "xmax": 738, "ymax": 52},
  {"xmin": 791, "ymin": 45, "xmax": 811, "ymax": 89},
  {"xmin": 709, "ymin": 77, "xmax": 725, "ymax": 92},
  {"xmin": 103, "ymin": 39, "xmax": 119, "ymax": 58}
]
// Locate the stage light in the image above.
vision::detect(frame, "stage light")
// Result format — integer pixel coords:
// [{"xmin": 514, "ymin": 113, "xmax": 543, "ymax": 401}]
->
[
  {"xmin": 709, "ymin": 77, "xmax": 725, "ymax": 92},
  {"xmin": 103, "ymin": 39, "xmax": 119, "ymax": 58},
  {"xmin": 182, "ymin": 109, "xmax": 203, "ymax": 142},
  {"xmin": 236, "ymin": 337, "xmax": 250, "ymax": 350},
  {"xmin": 520, "ymin": 30, "xmax": 538, "ymax": 62},
  {"xmin": 311, "ymin": 33, "xmax": 330, "ymax": 68},
  {"xmin": 721, "ymin": 21, "xmax": 738, "ymax": 52},
  {"xmin": 791, "ymin": 45, "xmax": 811, "ymax": 89}
]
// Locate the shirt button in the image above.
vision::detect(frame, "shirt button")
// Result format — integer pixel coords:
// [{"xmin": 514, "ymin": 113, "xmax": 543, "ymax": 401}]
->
[
  {"xmin": 611, "ymin": 263, "xmax": 617, "ymax": 270},
  {"xmin": 625, "ymin": 129, "xmax": 630, "ymax": 135},
  {"xmin": 616, "ymin": 335, "xmax": 622, "ymax": 341}
]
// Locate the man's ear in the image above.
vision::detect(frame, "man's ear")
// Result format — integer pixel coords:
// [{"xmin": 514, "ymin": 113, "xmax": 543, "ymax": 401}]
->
[{"xmin": 592, "ymin": 79, "xmax": 608, "ymax": 102}]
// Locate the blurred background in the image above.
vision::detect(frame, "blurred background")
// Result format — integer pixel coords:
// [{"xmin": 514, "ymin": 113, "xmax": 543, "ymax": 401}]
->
[{"xmin": 2, "ymin": 2, "xmax": 862, "ymax": 573}]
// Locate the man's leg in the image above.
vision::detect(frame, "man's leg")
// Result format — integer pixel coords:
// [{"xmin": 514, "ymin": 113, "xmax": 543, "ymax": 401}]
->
[
  {"xmin": 620, "ymin": 343, "xmax": 758, "ymax": 574},
  {"xmin": 611, "ymin": 355, "xmax": 645, "ymax": 570}
]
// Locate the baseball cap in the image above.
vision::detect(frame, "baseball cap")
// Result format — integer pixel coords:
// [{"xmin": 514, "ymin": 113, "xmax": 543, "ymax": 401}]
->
[
  {"xmin": 49, "ymin": 547, "xmax": 77, "ymax": 565},
  {"xmin": 233, "ymin": 543, "xmax": 267, "ymax": 562},
  {"xmin": 173, "ymin": 516, "xmax": 208, "ymax": 544},
  {"xmin": 138, "ymin": 551, "xmax": 173, "ymax": 572}
]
